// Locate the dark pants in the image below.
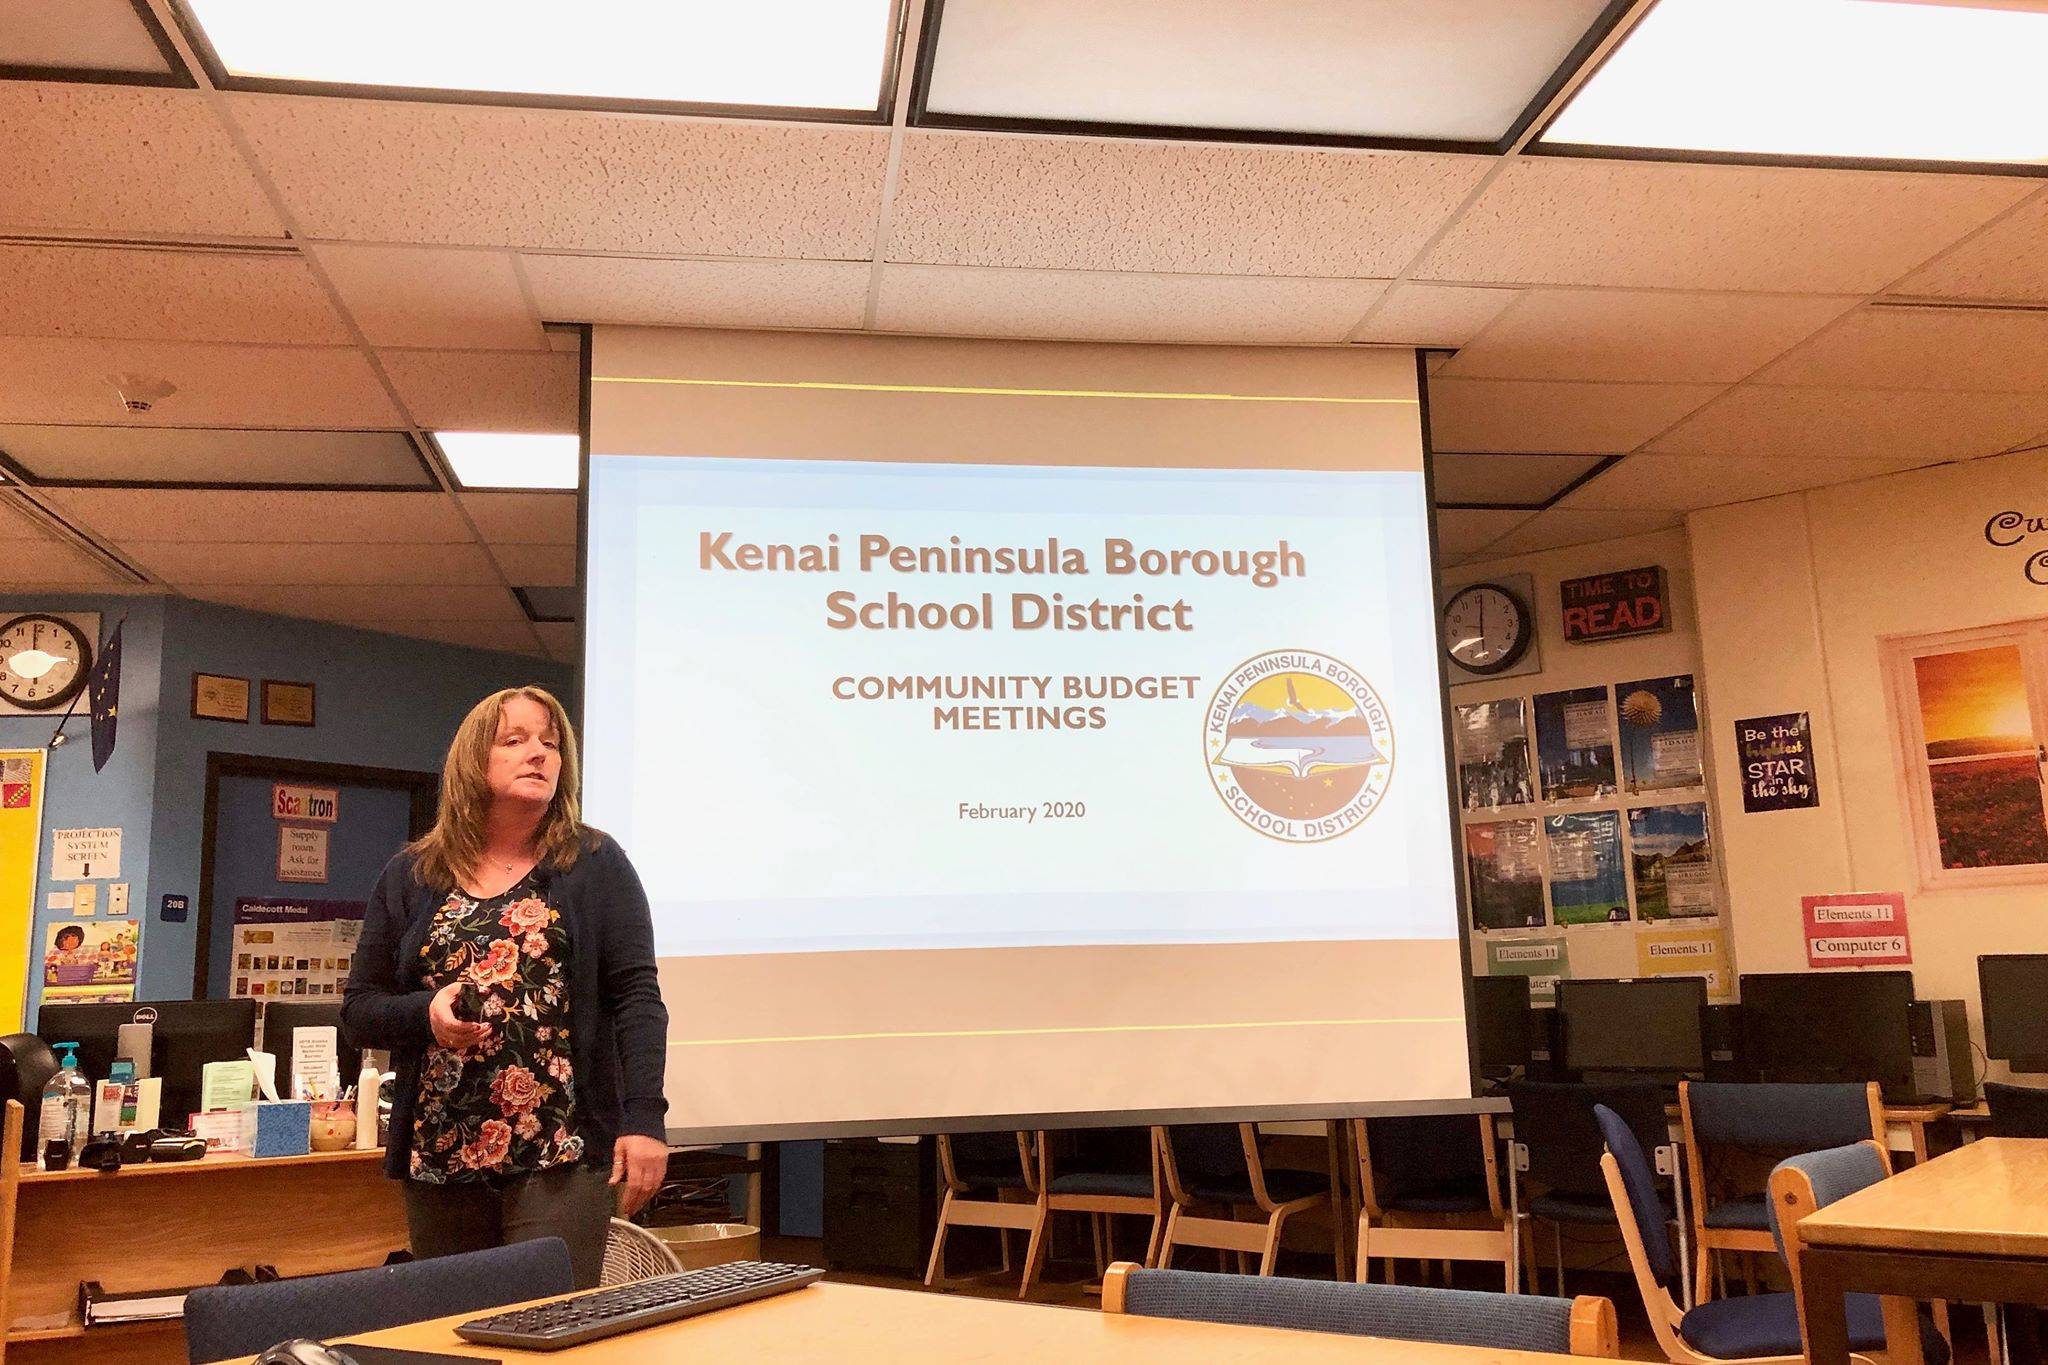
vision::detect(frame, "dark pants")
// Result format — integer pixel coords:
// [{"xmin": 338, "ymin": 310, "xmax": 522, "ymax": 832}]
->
[{"xmin": 404, "ymin": 1161, "xmax": 614, "ymax": 1289}]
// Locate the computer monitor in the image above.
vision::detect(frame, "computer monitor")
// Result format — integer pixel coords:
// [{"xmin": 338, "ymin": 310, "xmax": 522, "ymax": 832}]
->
[
  {"xmin": 35, "ymin": 998, "xmax": 258, "ymax": 1128},
  {"xmin": 1738, "ymin": 970, "xmax": 1915, "ymax": 1093},
  {"xmin": 260, "ymin": 1002, "xmax": 359, "ymax": 1095},
  {"xmin": 1471, "ymin": 975, "xmax": 1533, "ymax": 1078},
  {"xmin": 1556, "ymin": 976, "xmax": 1708, "ymax": 1077},
  {"xmin": 1980, "ymin": 954, "xmax": 2048, "ymax": 1071}
]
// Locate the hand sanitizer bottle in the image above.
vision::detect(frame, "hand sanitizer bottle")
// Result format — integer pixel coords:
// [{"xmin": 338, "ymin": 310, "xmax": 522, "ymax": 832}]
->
[{"xmin": 38, "ymin": 1042, "xmax": 92, "ymax": 1167}]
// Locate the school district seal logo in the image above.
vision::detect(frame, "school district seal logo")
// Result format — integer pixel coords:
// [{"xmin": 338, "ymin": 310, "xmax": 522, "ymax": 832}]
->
[{"xmin": 1205, "ymin": 649, "xmax": 1394, "ymax": 843}]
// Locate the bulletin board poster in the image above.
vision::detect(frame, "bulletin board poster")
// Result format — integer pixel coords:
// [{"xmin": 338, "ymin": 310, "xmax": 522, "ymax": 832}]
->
[
  {"xmin": 42, "ymin": 920, "xmax": 138, "ymax": 1004},
  {"xmin": 1544, "ymin": 811, "xmax": 1629, "ymax": 925},
  {"xmin": 1628, "ymin": 802, "xmax": 1718, "ymax": 920},
  {"xmin": 1, "ymin": 749, "xmax": 46, "ymax": 1030},
  {"xmin": 1617, "ymin": 675, "xmax": 1704, "ymax": 794},
  {"xmin": 1484, "ymin": 934, "xmax": 1570, "ymax": 1002},
  {"xmin": 232, "ymin": 897, "xmax": 365, "ymax": 1000},
  {"xmin": 1534, "ymin": 686, "xmax": 1617, "ymax": 801},
  {"xmin": 1464, "ymin": 819, "xmax": 1545, "ymax": 931},
  {"xmin": 1635, "ymin": 925, "xmax": 1732, "ymax": 1001},
  {"xmin": 1454, "ymin": 699, "xmax": 1535, "ymax": 810}
]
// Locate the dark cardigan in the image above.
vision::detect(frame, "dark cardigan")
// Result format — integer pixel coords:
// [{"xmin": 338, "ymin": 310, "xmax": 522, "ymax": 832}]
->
[{"xmin": 341, "ymin": 831, "xmax": 669, "ymax": 1180}]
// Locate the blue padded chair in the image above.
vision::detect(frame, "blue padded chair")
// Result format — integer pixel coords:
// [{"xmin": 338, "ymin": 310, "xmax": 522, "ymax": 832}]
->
[
  {"xmin": 1155, "ymin": 1123, "xmax": 1341, "ymax": 1277},
  {"xmin": 1103, "ymin": 1262, "xmax": 1620, "ymax": 1357},
  {"xmin": 1506, "ymin": 1079, "xmax": 1674, "ymax": 1295},
  {"xmin": 183, "ymin": 1237, "xmax": 574, "ymax": 1364},
  {"xmin": 925, "ymin": 1130, "xmax": 1043, "ymax": 1293},
  {"xmin": 1353, "ymin": 1113, "xmax": 1515, "ymax": 1291},
  {"xmin": 1984, "ymin": 1082, "xmax": 2048, "ymax": 1138},
  {"xmin": 1598, "ymin": 1106, "xmax": 1936, "ymax": 1365},
  {"xmin": 1679, "ymin": 1080, "xmax": 1883, "ymax": 1303},
  {"xmin": 1020, "ymin": 1127, "xmax": 1164, "ymax": 1299}
]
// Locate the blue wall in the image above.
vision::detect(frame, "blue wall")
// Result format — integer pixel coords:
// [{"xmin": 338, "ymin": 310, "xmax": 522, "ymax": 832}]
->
[{"xmin": 5, "ymin": 591, "xmax": 572, "ymax": 1012}]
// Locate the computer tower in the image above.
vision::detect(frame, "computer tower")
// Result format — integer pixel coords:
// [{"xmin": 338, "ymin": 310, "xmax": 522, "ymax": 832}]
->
[
  {"xmin": 1909, "ymin": 1000, "xmax": 1976, "ymax": 1103},
  {"xmin": 1703, "ymin": 1004, "xmax": 1749, "ymax": 1081},
  {"xmin": 1525, "ymin": 1005, "xmax": 1565, "ymax": 1081}
]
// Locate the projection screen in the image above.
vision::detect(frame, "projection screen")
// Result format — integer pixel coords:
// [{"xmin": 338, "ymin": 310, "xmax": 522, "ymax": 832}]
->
[{"xmin": 582, "ymin": 327, "xmax": 1472, "ymax": 1140}]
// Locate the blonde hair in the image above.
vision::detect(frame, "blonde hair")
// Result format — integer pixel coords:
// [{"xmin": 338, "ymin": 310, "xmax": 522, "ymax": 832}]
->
[{"xmin": 408, "ymin": 686, "xmax": 586, "ymax": 890}]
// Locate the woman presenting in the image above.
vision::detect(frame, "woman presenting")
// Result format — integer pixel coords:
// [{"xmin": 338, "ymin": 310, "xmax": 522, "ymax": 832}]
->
[{"xmin": 343, "ymin": 686, "xmax": 668, "ymax": 1287}]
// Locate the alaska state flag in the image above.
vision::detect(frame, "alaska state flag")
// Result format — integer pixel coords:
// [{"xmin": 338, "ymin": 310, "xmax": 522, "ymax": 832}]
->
[{"xmin": 88, "ymin": 621, "xmax": 122, "ymax": 773}]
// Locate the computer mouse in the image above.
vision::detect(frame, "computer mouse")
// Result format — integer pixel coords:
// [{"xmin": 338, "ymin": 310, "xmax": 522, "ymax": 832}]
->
[{"xmin": 254, "ymin": 1339, "xmax": 359, "ymax": 1365}]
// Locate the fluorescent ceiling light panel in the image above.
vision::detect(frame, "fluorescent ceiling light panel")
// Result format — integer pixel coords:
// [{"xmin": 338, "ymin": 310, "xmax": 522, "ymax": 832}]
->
[
  {"xmin": 921, "ymin": 0, "xmax": 1618, "ymax": 142},
  {"xmin": 1544, "ymin": 0, "xmax": 2048, "ymax": 165},
  {"xmin": 185, "ymin": 0, "xmax": 893, "ymax": 111},
  {"xmin": 438, "ymin": 432, "xmax": 579, "ymax": 490}
]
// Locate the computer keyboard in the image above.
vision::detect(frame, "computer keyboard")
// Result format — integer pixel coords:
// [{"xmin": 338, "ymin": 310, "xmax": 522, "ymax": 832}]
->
[{"xmin": 454, "ymin": 1259, "xmax": 824, "ymax": 1351}]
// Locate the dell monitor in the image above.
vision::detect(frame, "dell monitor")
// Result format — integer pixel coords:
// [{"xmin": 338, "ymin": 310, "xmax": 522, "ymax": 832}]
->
[
  {"xmin": 1980, "ymin": 954, "xmax": 2048, "ymax": 1072},
  {"xmin": 36, "ymin": 999, "xmax": 258, "ymax": 1128},
  {"xmin": 1471, "ymin": 975, "xmax": 1534, "ymax": 1079},
  {"xmin": 1739, "ymin": 970, "xmax": 1915, "ymax": 1094},
  {"xmin": 261, "ymin": 1002, "xmax": 359, "ymax": 1095},
  {"xmin": 1556, "ymin": 976, "xmax": 1708, "ymax": 1078}
]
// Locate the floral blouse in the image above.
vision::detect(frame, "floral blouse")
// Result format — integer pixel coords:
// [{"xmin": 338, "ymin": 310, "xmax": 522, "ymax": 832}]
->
[{"xmin": 411, "ymin": 871, "xmax": 583, "ymax": 1183}]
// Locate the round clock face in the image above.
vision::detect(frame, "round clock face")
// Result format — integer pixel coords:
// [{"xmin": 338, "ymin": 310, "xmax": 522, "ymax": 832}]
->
[
  {"xmin": 0, "ymin": 613, "xmax": 92, "ymax": 712},
  {"xmin": 1443, "ymin": 584, "xmax": 1532, "ymax": 676}
]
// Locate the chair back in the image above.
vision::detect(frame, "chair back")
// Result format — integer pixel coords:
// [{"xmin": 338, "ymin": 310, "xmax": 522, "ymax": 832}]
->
[
  {"xmin": 1985, "ymin": 1082, "xmax": 2048, "ymax": 1138},
  {"xmin": 1159, "ymin": 1123, "xmax": 1250, "ymax": 1196},
  {"xmin": 1766, "ymin": 1141, "xmax": 1889, "ymax": 1292},
  {"xmin": 1508, "ymin": 1079, "xmax": 1665, "ymax": 1198},
  {"xmin": 939, "ymin": 1130, "xmax": 1033, "ymax": 1192},
  {"xmin": 1360, "ymin": 1114, "xmax": 1489, "ymax": 1211},
  {"xmin": 600, "ymin": 1218, "xmax": 683, "ymax": 1286},
  {"xmin": 1594, "ymin": 1105, "xmax": 1693, "ymax": 1365},
  {"xmin": 1685, "ymin": 1081, "xmax": 1881, "ymax": 1150},
  {"xmin": 1104, "ymin": 1263, "xmax": 1616, "ymax": 1356},
  {"xmin": 183, "ymin": 1237, "xmax": 574, "ymax": 1363}
]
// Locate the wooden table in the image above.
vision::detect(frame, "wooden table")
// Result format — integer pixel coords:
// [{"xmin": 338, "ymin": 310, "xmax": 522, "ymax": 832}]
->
[
  {"xmin": 1798, "ymin": 1137, "xmax": 2048, "ymax": 1365},
  {"xmin": 290, "ymin": 1279, "xmax": 1590, "ymax": 1363},
  {"xmin": 2, "ymin": 1147, "xmax": 406, "ymax": 1365}
]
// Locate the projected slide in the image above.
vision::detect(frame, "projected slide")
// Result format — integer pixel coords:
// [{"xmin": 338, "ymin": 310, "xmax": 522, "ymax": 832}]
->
[{"xmin": 584, "ymin": 455, "xmax": 1458, "ymax": 958}]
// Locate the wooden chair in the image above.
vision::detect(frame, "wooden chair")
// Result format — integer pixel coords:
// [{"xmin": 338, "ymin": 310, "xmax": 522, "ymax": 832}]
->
[
  {"xmin": 1104, "ymin": 1261, "xmax": 1618, "ymax": 1357},
  {"xmin": 924, "ymin": 1130, "xmax": 1044, "ymax": 1296},
  {"xmin": 1019, "ymin": 1127, "xmax": 1164, "ymax": 1299},
  {"xmin": 1679, "ymin": 1081, "xmax": 1883, "ymax": 1303},
  {"xmin": 1154, "ymin": 1123, "xmax": 1344, "ymax": 1278},
  {"xmin": 0, "ymin": 1100, "xmax": 20, "ymax": 1351},
  {"xmin": 1353, "ymin": 1113, "xmax": 1515, "ymax": 1291},
  {"xmin": 1767, "ymin": 1140, "xmax": 1927, "ymax": 1362}
]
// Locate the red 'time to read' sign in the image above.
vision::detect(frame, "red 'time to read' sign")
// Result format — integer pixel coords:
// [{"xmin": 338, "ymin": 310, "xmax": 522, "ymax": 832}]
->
[
  {"xmin": 1802, "ymin": 892, "xmax": 1911, "ymax": 968},
  {"xmin": 1559, "ymin": 565, "xmax": 1669, "ymax": 643}
]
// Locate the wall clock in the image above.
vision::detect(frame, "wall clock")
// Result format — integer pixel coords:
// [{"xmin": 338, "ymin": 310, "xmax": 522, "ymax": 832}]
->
[
  {"xmin": 1441, "ymin": 582, "xmax": 1533, "ymax": 677},
  {"xmin": 0, "ymin": 613, "xmax": 92, "ymax": 711}
]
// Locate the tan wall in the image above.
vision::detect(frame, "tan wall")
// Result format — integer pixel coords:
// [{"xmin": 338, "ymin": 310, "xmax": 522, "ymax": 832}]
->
[{"xmin": 1690, "ymin": 447, "xmax": 2048, "ymax": 1071}]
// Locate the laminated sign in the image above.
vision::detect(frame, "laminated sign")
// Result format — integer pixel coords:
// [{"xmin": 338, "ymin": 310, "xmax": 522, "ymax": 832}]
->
[{"xmin": 1802, "ymin": 892, "xmax": 1910, "ymax": 968}]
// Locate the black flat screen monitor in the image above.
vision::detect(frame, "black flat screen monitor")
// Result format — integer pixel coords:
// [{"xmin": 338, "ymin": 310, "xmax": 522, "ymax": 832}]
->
[
  {"xmin": 35, "ymin": 998, "xmax": 258, "ymax": 1128},
  {"xmin": 1739, "ymin": 970, "xmax": 1914, "ymax": 1091},
  {"xmin": 1556, "ymin": 976, "xmax": 1707, "ymax": 1076},
  {"xmin": 1471, "ymin": 975, "xmax": 1534, "ymax": 1077},
  {"xmin": 1980, "ymin": 954, "xmax": 2048, "ymax": 1069},
  {"xmin": 261, "ymin": 1002, "xmax": 358, "ymax": 1095}
]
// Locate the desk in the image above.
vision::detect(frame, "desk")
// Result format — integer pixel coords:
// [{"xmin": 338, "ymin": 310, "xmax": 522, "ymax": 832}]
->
[
  {"xmin": 2, "ymin": 1148, "xmax": 405, "ymax": 1365},
  {"xmin": 314, "ymin": 1279, "xmax": 1589, "ymax": 1363},
  {"xmin": 1798, "ymin": 1137, "xmax": 2048, "ymax": 1365}
]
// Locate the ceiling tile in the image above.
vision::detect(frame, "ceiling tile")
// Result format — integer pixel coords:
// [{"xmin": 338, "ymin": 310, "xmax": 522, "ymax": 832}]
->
[
  {"xmin": 523, "ymin": 254, "xmax": 871, "ymax": 332},
  {"xmin": 534, "ymin": 621, "xmax": 579, "ymax": 663},
  {"xmin": 0, "ymin": 537, "xmax": 127, "ymax": 586},
  {"xmin": 1754, "ymin": 306, "xmax": 2048, "ymax": 392},
  {"xmin": 888, "ymin": 132, "xmax": 1491, "ymax": 277},
  {"xmin": 489, "ymin": 542, "xmax": 577, "ymax": 587},
  {"xmin": 0, "ymin": 337, "xmax": 399, "ymax": 427},
  {"xmin": 0, "ymin": 83, "xmax": 282, "ymax": 238},
  {"xmin": 1427, "ymin": 377, "xmax": 1722, "ymax": 453},
  {"xmin": 0, "ymin": 426, "xmax": 428, "ymax": 487},
  {"xmin": 1895, "ymin": 192, "xmax": 2048, "ymax": 303},
  {"xmin": 1415, "ymin": 159, "xmax": 2034, "ymax": 293},
  {"xmin": 345, "ymin": 618, "xmax": 543, "ymax": 655},
  {"xmin": 1559, "ymin": 453, "xmax": 1936, "ymax": 512},
  {"xmin": 1432, "ymin": 452, "xmax": 1604, "ymax": 505},
  {"xmin": 0, "ymin": 0, "xmax": 176, "ymax": 74},
  {"xmin": 1438, "ymin": 289, "xmax": 1858, "ymax": 384},
  {"xmin": 184, "ymin": 583, "xmax": 524, "ymax": 621},
  {"xmin": 460, "ymin": 492, "xmax": 578, "ymax": 545},
  {"xmin": 310, "ymin": 245, "xmax": 544, "ymax": 350},
  {"xmin": 874, "ymin": 265, "xmax": 1387, "ymax": 344},
  {"xmin": 1353, "ymin": 284, "xmax": 1519, "ymax": 347},
  {"xmin": 232, "ymin": 94, "xmax": 890, "ymax": 257},
  {"xmin": 0, "ymin": 246, "xmax": 348, "ymax": 345},
  {"xmin": 380, "ymin": 350, "xmax": 578, "ymax": 432},
  {"xmin": 123, "ymin": 540, "xmax": 500, "ymax": 586},
  {"xmin": 45, "ymin": 488, "xmax": 469, "ymax": 543},
  {"xmin": 1434, "ymin": 508, "xmax": 1533, "ymax": 562},
  {"xmin": 1475, "ymin": 507, "xmax": 1684, "ymax": 559},
  {"xmin": 1648, "ymin": 386, "xmax": 2048, "ymax": 462}
]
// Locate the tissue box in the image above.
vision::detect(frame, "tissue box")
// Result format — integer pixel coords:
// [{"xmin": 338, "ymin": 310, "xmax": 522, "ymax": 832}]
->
[{"xmin": 239, "ymin": 1100, "xmax": 312, "ymax": 1158}]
